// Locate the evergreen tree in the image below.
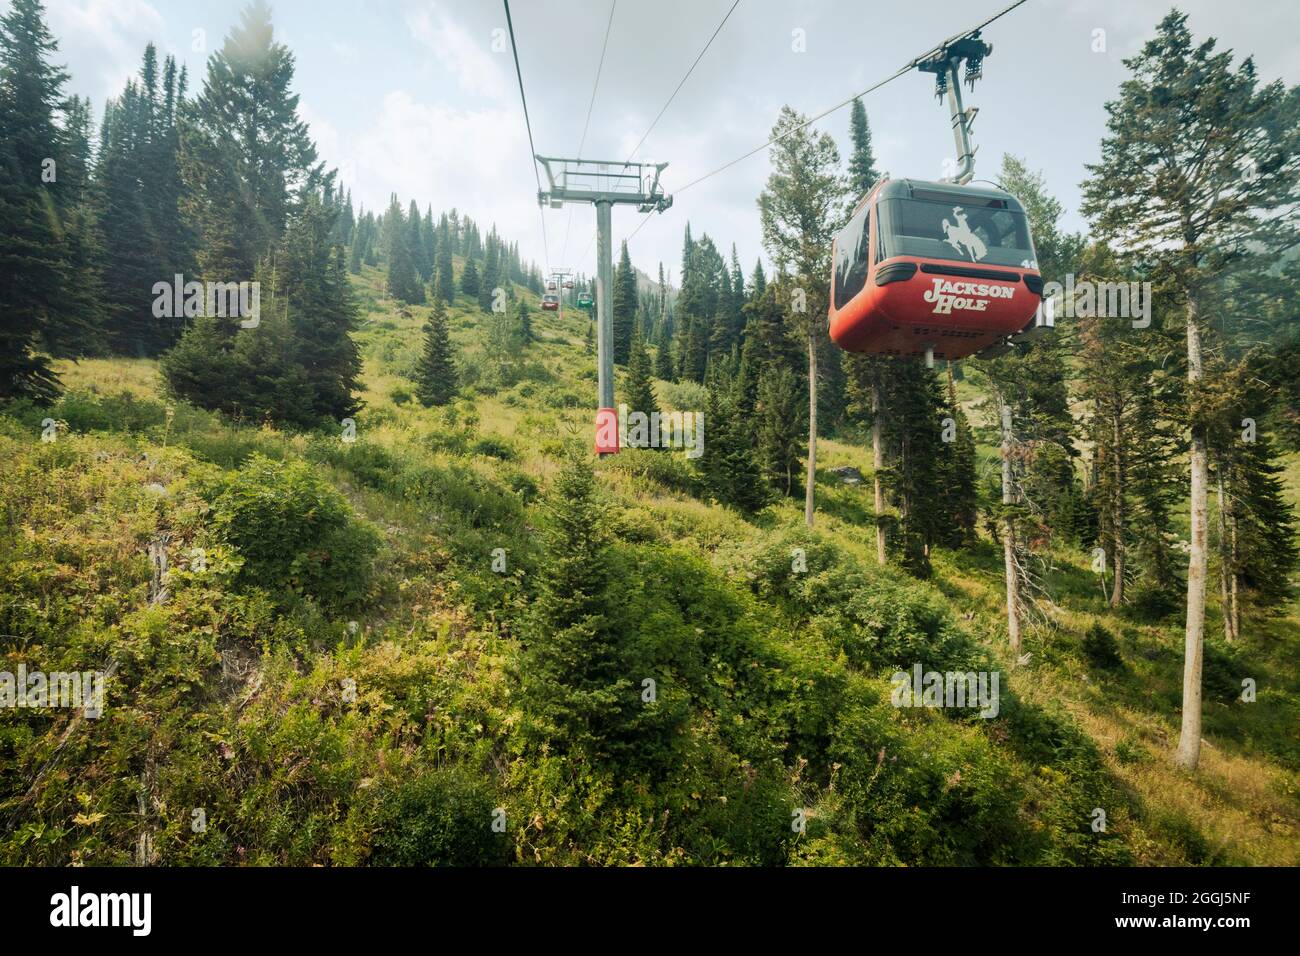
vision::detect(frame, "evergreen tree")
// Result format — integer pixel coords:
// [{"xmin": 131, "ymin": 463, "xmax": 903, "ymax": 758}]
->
[
  {"xmin": 180, "ymin": 0, "xmax": 324, "ymax": 281},
  {"xmin": 749, "ymin": 259, "xmax": 766, "ymax": 302},
  {"xmin": 163, "ymin": 193, "xmax": 361, "ymax": 426},
  {"xmin": 479, "ymin": 233, "xmax": 500, "ymax": 312},
  {"xmin": 612, "ymin": 241, "xmax": 637, "ymax": 364},
  {"xmin": 45, "ymin": 92, "xmax": 104, "ymax": 358},
  {"xmin": 460, "ymin": 256, "xmax": 480, "ymax": 298},
  {"xmin": 517, "ymin": 296, "xmax": 533, "ymax": 344},
  {"xmin": 681, "ymin": 313, "xmax": 708, "ymax": 383},
  {"xmin": 699, "ymin": 359, "xmax": 770, "ymax": 513},
  {"xmin": 436, "ymin": 218, "xmax": 455, "ymax": 301},
  {"xmin": 275, "ymin": 194, "xmax": 362, "ymax": 420},
  {"xmin": 415, "ymin": 296, "xmax": 457, "ymax": 407},
  {"xmin": 653, "ymin": 323, "xmax": 674, "ymax": 380},
  {"xmin": 97, "ymin": 46, "xmax": 193, "ymax": 355},
  {"xmin": 755, "ymin": 364, "xmax": 805, "ymax": 499},
  {"xmin": 847, "ymin": 96, "xmax": 880, "ymax": 197},
  {"xmin": 405, "ymin": 198, "xmax": 427, "ymax": 288},
  {"xmin": 521, "ymin": 453, "xmax": 632, "ymax": 757},
  {"xmin": 348, "ymin": 210, "xmax": 364, "ymax": 273},
  {"xmin": 0, "ymin": 0, "xmax": 69, "ymax": 399},
  {"xmin": 420, "ymin": 206, "xmax": 436, "ymax": 282},
  {"xmin": 384, "ymin": 194, "xmax": 424, "ymax": 303},
  {"xmin": 622, "ymin": 318, "xmax": 658, "ymax": 421}
]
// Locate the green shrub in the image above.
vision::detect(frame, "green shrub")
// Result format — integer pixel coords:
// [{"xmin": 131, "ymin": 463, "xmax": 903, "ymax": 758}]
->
[
  {"xmin": 604, "ymin": 446, "xmax": 699, "ymax": 496},
  {"xmin": 204, "ymin": 453, "xmax": 379, "ymax": 611},
  {"xmin": 1082, "ymin": 623, "xmax": 1124, "ymax": 669},
  {"xmin": 370, "ymin": 769, "xmax": 509, "ymax": 867},
  {"xmin": 472, "ymin": 435, "xmax": 515, "ymax": 460},
  {"xmin": 657, "ymin": 379, "xmax": 708, "ymax": 412}
]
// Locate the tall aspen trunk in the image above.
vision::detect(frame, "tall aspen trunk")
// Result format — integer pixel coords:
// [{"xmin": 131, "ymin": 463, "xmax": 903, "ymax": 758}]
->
[
  {"xmin": 872, "ymin": 379, "xmax": 886, "ymax": 565},
  {"xmin": 805, "ymin": 328, "xmax": 816, "ymax": 528},
  {"xmin": 1000, "ymin": 400, "xmax": 1022, "ymax": 652},
  {"xmin": 1176, "ymin": 294, "xmax": 1207, "ymax": 770}
]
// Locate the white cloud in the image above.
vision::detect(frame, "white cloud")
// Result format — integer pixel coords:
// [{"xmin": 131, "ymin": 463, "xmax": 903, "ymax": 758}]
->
[
  {"xmin": 406, "ymin": 2, "xmax": 508, "ymax": 101},
  {"xmin": 329, "ymin": 40, "xmax": 360, "ymax": 66},
  {"xmin": 345, "ymin": 90, "xmax": 542, "ymax": 260},
  {"xmin": 49, "ymin": 0, "xmax": 167, "ymax": 103}
]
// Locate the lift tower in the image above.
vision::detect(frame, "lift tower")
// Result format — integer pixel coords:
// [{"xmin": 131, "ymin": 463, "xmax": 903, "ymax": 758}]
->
[{"xmin": 536, "ymin": 157, "xmax": 672, "ymax": 454}]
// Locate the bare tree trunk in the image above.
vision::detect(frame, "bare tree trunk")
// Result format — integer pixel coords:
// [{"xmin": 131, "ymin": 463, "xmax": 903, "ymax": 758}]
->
[
  {"xmin": 1176, "ymin": 294, "xmax": 1207, "ymax": 770},
  {"xmin": 1217, "ymin": 475, "xmax": 1237, "ymax": 643},
  {"xmin": 805, "ymin": 328, "xmax": 816, "ymax": 528},
  {"xmin": 1230, "ymin": 508, "xmax": 1241, "ymax": 641},
  {"xmin": 872, "ymin": 378, "xmax": 886, "ymax": 565},
  {"xmin": 1110, "ymin": 410, "xmax": 1126, "ymax": 608},
  {"xmin": 1000, "ymin": 400, "xmax": 1022, "ymax": 652}
]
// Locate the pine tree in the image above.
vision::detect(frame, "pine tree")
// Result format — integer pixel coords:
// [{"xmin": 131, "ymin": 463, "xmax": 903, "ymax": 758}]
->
[
  {"xmin": 0, "ymin": 0, "xmax": 68, "ymax": 400},
  {"xmin": 180, "ymin": 0, "xmax": 324, "ymax": 281},
  {"xmin": 516, "ymin": 296, "xmax": 532, "ymax": 344},
  {"xmin": 44, "ymin": 93, "xmax": 104, "ymax": 358},
  {"xmin": 653, "ymin": 323, "xmax": 674, "ymax": 380},
  {"xmin": 415, "ymin": 296, "xmax": 457, "ymax": 407},
  {"xmin": 521, "ymin": 453, "xmax": 632, "ymax": 756},
  {"xmin": 436, "ymin": 220, "xmax": 455, "ymax": 302},
  {"xmin": 699, "ymin": 359, "xmax": 770, "ymax": 513},
  {"xmin": 682, "ymin": 314, "xmax": 708, "ymax": 383},
  {"xmin": 275, "ymin": 195, "xmax": 362, "ymax": 420},
  {"xmin": 755, "ymin": 364, "xmax": 805, "ymax": 499},
  {"xmin": 384, "ymin": 195, "xmax": 424, "ymax": 304},
  {"xmin": 612, "ymin": 241, "xmax": 637, "ymax": 364},
  {"xmin": 420, "ymin": 206, "xmax": 436, "ymax": 282},
  {"xmin": 348, "ymin": 211, "xmax": 364, "ymax": 273},
  {"xmin": 460, "ymin": 257, "xmax": 480, "ymax": 298},
  {"xmin": 622, "ymin": 319, "xmax": 658, "ymax": 421},
  {"xmin": 405, "ymin": 198, "xmax": 427, "ymax": 289},
  {"xmin": 479, "ymin": 231, "xmax": 501, "ymax": 312},
  {"xmin": 162, "ymin": 194, "xmax": 361, "ymax": 427},
  {"xmin": 847, "ymin": 96, "xmax": 880, "ymax": 197},
  {"xmin": 749, "ymin": 259, "xmax": 766, "ymax": 302},
  {"xmin": 97, "ymin": 45, "xmax": 193, "ymax": 355}
]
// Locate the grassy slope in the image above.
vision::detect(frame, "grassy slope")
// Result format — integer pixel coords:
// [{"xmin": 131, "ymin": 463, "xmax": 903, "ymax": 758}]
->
[{"xmin": 11, "ymin": 261, "xmax": 1299, "ymax": 865}]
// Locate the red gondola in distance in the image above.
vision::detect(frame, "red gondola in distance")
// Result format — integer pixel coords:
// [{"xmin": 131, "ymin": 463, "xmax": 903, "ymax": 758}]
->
[{"xmin": 828, "ymin": 178, "xmax": 1044, "ymax": 361}]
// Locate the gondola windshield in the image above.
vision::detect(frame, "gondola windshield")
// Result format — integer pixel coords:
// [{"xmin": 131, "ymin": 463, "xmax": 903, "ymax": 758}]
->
[{"xmin": 879, "ymin": 194, "xmax": 1035, "ymax": 268}]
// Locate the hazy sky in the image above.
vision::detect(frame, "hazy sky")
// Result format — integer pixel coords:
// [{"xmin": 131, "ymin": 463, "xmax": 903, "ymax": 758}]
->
[{"xmin": 48, "ymin": 0, "xmax": 1300, "ymax": 283}]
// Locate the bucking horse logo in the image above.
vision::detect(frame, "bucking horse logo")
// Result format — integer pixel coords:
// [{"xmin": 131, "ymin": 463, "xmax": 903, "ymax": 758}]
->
[{"xmin": 942, "ymin": 207, "xmax": 988, "ymax": 262}]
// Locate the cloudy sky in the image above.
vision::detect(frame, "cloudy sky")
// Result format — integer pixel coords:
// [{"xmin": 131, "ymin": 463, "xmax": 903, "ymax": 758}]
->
[{"xmin": 48, "ymin": 0, "xmax": 1300, "ymax": 284}]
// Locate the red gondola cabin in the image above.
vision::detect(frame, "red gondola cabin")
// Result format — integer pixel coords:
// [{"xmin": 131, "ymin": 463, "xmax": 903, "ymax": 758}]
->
[
  {"xmin": 829, "ymin": 178, "xmax": 1043, "ymax": 360},
  {"xmin": 541, "ymin": 294, "xmax": 560, "ymax": 311}
]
